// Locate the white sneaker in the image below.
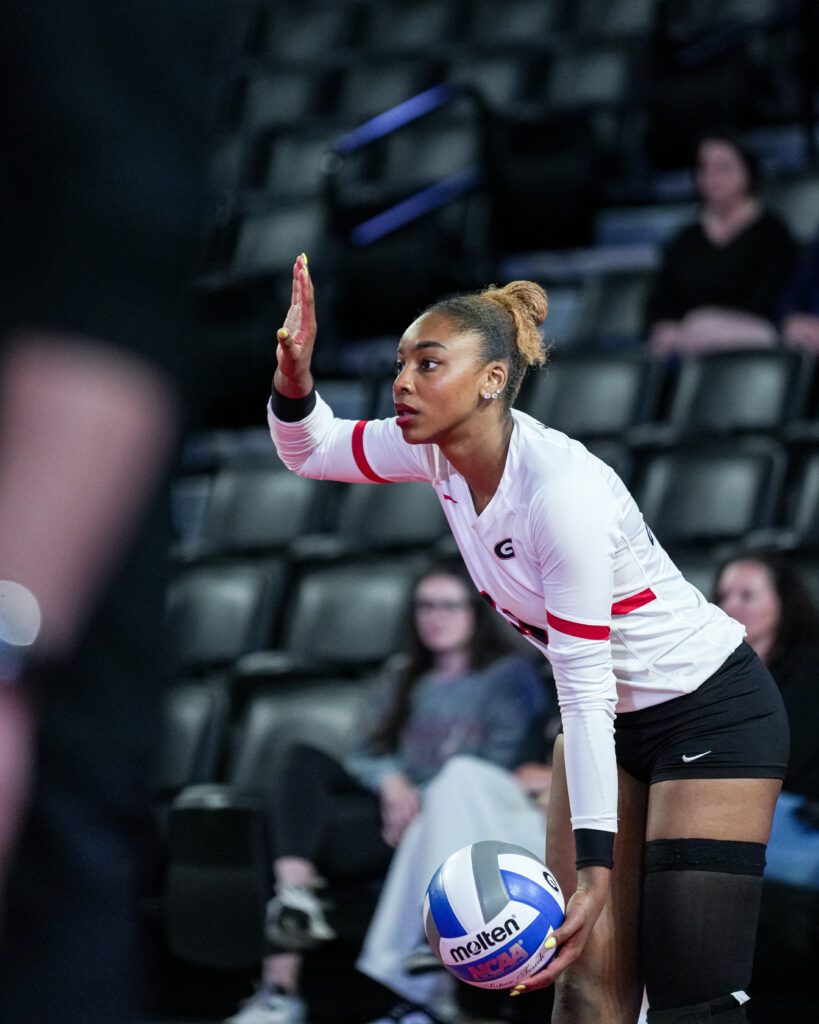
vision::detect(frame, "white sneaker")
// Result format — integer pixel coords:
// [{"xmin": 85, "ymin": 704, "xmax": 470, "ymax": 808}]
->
[
  {"xmin": 223, "ymin": 986, "xmax": 306, "ymax": 1024},
  {"xmin": 366, "ymin": 1002, "xmax": 450, "ymax": 1024},
  {"xmin": 265, "ymin": 882, "xmax": 336, "ymax": 950}
]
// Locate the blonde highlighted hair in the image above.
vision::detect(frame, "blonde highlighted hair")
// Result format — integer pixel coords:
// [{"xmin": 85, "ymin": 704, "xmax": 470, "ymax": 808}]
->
[{"xmin": 426, "ymin": 280, "xmax": 550, "ymax": 408}]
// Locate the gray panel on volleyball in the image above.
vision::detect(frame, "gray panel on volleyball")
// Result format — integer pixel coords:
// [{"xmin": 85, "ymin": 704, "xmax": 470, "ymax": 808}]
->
[{"xmin": 472, "ymin": 840, "xmax": 528, "ymax": 923}]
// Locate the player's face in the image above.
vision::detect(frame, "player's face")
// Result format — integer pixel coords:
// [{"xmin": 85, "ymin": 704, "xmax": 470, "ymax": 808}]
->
[
  {"xmin": 393, "ymin": 312, "xmax": 490, "ymax": 445},
  {"xmin": 696, "ymin": 139, "xmax": 752, "ymax": 210},
  {"xmin": 414, "ymin": 573, "xmax": 476, "ymax": 656},
  {"xmin": 715, "ymin": 560, "xmax": 780, "ymax": 652}
]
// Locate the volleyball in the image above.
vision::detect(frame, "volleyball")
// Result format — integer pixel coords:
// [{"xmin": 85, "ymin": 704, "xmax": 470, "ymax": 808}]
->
[{"xmin": 422, "ymin": 839, "xmax": 565, "ymax": 990}]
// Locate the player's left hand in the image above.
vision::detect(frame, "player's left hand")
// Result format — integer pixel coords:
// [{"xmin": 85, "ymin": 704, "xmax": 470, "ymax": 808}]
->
[{"xmin": 510, "ymin": 866, "xmax": 609, "ymax": 993}]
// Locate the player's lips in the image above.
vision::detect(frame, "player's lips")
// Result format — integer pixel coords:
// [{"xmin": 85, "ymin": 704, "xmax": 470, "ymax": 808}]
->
[{"xmin": 394, "ymin": 403, "xmax": 418, "ymax": 427}]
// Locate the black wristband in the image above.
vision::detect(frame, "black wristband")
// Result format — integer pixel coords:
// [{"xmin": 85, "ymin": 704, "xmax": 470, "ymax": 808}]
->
[
  {"xmin": 271, "ymin": 386, "xmax": 316, "ymax": 422},
  {"xmin": 574, "ymin": 828, "xmax": 615, "ymax": 870}
]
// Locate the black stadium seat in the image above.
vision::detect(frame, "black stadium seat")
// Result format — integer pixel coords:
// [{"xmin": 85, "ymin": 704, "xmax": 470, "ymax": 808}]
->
[
  {"xmin": 161, "ymin": 677, "xmax": 368, "ymax": 969},
  {"xmin": 165, "ymin": 561, "xmax": 284, "ymax": 679},
  {"xmin": 631, "ymin": 439, "xmax": 788, "ymax": 554},
  {"xmin": 635, "ymin": 349, "xmax": 814, "ymax": 447},
  {"xmin": 184, "ymin": 465, "xmax": 334, "ymax": 562},
  {"xmin": 290, "ymin": 480, "xmax": 448, "ymax": 561},
  {"xmin": 517, "ymin": 352, "xmax": 663, "ymax": 439},
  {"xmin": 228, "ymin": 556, "xmax": 421, "ymax": 687}
]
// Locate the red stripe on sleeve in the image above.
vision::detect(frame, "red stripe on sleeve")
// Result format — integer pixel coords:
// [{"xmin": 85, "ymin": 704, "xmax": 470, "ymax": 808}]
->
[
  {"xmin": 611, "ymin": 588, "xmax": 656, "ymax": 615},
  {"xmin": 351, "ymin": 421, "xmax": 390, "ymax": 483},
  {"xmin": 546, "ymin": 610, "xmax": 610, "ymax": 641}
]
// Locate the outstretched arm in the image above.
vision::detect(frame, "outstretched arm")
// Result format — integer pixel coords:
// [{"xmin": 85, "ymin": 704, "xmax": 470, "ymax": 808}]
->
[{"xmin": 273, "ymin": 253, "xmax": 315, "ymax": 400}]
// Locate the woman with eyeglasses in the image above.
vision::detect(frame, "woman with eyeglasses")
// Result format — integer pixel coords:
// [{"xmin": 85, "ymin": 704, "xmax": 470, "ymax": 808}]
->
[{"xmin": 225, "ymin": 557, "xmax": 549, "ymax": 1024}]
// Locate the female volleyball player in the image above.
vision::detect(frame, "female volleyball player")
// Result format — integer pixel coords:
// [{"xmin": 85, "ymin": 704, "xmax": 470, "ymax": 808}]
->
[{"xmin": 267, "ymin": 254, "xmax": 788, "ymax": 1024}]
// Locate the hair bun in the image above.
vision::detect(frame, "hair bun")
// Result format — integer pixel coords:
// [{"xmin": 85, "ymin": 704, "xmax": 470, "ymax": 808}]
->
[{"xmin": 500, "ymin": 280, "xmax": 548, "ymax": 327}]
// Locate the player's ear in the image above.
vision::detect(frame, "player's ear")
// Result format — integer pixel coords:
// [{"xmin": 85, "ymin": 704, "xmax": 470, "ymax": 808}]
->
[{"xmin": 481, "ymin": 362, "xmax": 507, "ymax": 399}]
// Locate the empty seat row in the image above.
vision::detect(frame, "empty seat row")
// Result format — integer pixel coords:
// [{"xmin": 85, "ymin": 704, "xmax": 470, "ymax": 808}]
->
[
  {"xmin": 241, "ymin": 0, "xmax": 653, "ymax": 65},
  {"xmin": 171, "ymin": 468, "xmax": 449, "ymax": 564},
  {"xmin": 180, "ymin": 347, "xmax": 819, "ymax": 462},
  {"xmin": 519, "ymin": 347, "xmax": 819, "ymax": 443},
  {"xmin": 164, "ymin": 550, "xmax": 441, "ymax": 686},
  {"xmin": 165, "ymin": 440, "xmax": 819, "ymax": 687}
]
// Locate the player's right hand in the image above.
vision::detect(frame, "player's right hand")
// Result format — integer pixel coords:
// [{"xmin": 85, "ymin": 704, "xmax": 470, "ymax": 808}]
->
[{"xmin": 274, "ymin": 253, "xmax": 316, "ymax": 397}]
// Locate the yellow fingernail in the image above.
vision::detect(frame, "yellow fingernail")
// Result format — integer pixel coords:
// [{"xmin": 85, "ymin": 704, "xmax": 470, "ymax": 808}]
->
[
  {"xmin": 513, "ymin": 984, "xmax": 526, "ymax": 991},
  {"xmin": 301, "ymin": 252, "xmax": 308, "ymax": 265},
  {"xmin": 277, "ymin": 328, "xmax": 289, "ymax": 340},
  {"xmin": 544, "ymin": 935, "xmax": 557, "ymax": 949}
]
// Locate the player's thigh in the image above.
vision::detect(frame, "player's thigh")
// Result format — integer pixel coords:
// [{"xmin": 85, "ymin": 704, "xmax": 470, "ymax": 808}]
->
[
  {"xmin": 547, "ymin": 735, "xmax": 647, "ymax": 1019},
  {"xmin": 646, "ymin": 777, "xmax": 782, "ymax": 843}
]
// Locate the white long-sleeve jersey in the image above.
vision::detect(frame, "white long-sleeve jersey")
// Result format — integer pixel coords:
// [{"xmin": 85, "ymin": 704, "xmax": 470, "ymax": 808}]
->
[{"xmin": 269, "ymin": 394, "xmax": 744, "ymax": 837}]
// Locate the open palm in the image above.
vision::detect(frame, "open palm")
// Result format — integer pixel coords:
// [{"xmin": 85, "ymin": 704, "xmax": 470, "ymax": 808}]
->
[{"xmin": 275, "ymin": 253, "xmax": 316, "ymax": 394}]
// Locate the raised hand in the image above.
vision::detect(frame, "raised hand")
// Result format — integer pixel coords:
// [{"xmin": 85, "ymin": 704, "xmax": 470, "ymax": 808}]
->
[{"xmin": 274, "ymin": 253, "xmax": 316, "ymax": 398}]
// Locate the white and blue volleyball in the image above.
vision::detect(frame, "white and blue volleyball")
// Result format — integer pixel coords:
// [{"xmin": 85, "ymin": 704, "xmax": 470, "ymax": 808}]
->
[{"xmin": 423, "ymin": 840, "xmax": 565, "ymax": 990}]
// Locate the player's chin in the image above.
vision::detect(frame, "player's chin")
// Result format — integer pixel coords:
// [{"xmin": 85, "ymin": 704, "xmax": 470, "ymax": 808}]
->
[{"xmin": 396, "ymin": 418, "xmax": 429, "ymax": 444}]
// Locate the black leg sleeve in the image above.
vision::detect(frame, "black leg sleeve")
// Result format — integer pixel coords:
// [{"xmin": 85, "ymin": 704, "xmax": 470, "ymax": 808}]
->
[{"xmin": 642, "ymin": 838, "xmax": 765, "ymax": 1016}]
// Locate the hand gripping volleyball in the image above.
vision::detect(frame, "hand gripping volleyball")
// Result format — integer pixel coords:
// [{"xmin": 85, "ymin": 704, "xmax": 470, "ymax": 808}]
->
[{"xmin": 422, "ymin": 840, "xmax": 565, "ymax": 990}]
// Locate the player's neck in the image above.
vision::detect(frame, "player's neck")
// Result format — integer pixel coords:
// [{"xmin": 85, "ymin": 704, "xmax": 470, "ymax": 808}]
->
[{"xmin": 442, "ymin": 417, "xmax": 514, "ymax": 516}]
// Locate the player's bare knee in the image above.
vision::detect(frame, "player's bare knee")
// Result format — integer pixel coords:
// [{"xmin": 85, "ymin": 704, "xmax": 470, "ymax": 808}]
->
[
  {"xmin": 552, "ymin": 973, "xmax": 602, "ymax": 1024},
  {"xmin": 552, "ymin": 967, "xmax": 625, "ymax": 1024}
]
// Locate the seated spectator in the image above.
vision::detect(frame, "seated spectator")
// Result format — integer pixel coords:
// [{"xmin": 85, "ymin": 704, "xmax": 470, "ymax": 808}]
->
[
  {"xmin": 781, "ymin": 229, "xmax": 819, "ymax": 352},
  {"xmin": 713, "ymin": 550, "xmax": 819, "ymax": 799},
  {"xmin": 225, "ymin": 558, "xmax": 550, "ymax": 1024},
  {"xmin": 645, "ymin": 132, "xmax": 798, "ymax": 357}
]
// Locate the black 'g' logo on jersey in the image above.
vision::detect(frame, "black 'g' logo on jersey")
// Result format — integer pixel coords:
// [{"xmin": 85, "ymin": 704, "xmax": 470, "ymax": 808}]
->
[{"xmin": 494, "ymin": 538, "xmax": 516, "ymax": 559}]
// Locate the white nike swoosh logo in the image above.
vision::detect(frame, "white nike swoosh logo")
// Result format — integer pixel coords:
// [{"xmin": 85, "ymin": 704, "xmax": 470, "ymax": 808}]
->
[{"xmin": 681, "ymin": 751, "xmax": 712, "ymax": 763}]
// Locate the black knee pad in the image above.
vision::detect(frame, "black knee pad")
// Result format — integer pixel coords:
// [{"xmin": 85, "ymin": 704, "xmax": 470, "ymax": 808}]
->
[
  {"xmin": 646, "ymin": 991, "xmax": 750, "ymax": 1023},
  {"xmin": 644, "ymin": 837, "xmax": 766, "ymax": 877},
  {"xmin": 642, "ymin": 838, "xmax": 765, "ymax": 1014}
]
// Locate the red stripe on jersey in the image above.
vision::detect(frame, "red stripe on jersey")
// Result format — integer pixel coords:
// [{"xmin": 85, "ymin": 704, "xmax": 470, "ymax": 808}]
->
[
  {"xmin": 351, "ymin": 421, "xmax": 390, "ymax": 483},
  {"xmin": 546, "ymin": 610, "xmax": 610, "ymax": 641},
  {"xmin": 611, "ymin": 588, "xmax": 657, "ymax": 615}
]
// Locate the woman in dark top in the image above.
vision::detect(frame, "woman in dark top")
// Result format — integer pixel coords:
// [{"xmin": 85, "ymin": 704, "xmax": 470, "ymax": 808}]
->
[
  {"xmin": 645, "ymin": 133, "xmax": 798, "ymax": 356},
  {"xmin": 714, "ymin": 550, "xmax": 819, "ymax": 799}
]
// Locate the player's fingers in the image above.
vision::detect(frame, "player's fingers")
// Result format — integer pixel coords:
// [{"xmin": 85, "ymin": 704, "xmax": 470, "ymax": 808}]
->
[
  {"xmin": 290, "ymin": 257, "xmax": 300, "ymax": 307},
  {"xmin": 513, "ymin": 936, "xmax": 580, "ymax": 994},
  {"xmin": 549, "ymin": 910, "xmax": 584, "ymax": 948},
  {"xmin": 298, "ymin": 256, "xmax": 316, "ymax": 328}
]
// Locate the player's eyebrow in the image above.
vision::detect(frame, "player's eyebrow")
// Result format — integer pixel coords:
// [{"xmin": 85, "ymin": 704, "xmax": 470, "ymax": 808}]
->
[{"xmin": 396, "ymin": 340, "xmax": 450, "ymax": 356}]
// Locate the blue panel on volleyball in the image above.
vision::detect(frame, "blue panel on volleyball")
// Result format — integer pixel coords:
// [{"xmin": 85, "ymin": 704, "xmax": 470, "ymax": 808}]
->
[
  {"xmin": 426, "ymin": 862, "xmax": 468, "ymax": 938},
  {"xmin": 502, "ymin": 870, "xmax": 564, "ymax": 928}
]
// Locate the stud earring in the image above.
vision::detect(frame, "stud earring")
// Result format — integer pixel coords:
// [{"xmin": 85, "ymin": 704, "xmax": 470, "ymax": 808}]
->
[
  {"xmin": 483, "ymin": 392, "xmax": 492, "ymax": 400},
  {"xmin": 491, "ymin": 388, "xmax": 502, "ymax": 399}
]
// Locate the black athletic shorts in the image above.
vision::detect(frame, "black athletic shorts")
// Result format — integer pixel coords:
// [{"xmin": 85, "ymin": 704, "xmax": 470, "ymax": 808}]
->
[{"xmin": 614, "ymin": 642, "xmax": 790, "ymax": 785}]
